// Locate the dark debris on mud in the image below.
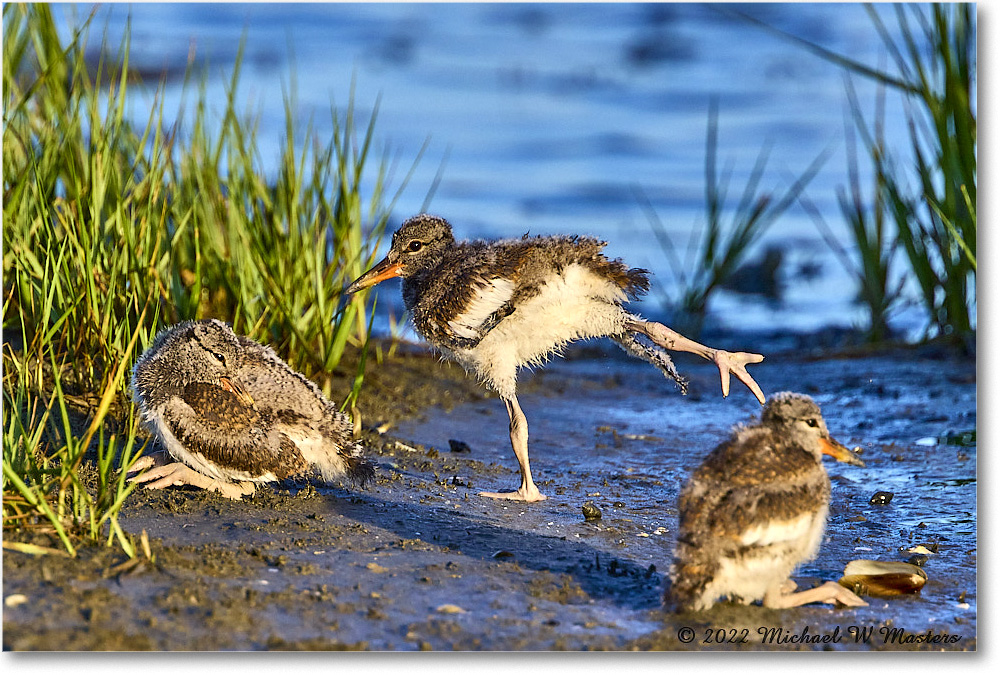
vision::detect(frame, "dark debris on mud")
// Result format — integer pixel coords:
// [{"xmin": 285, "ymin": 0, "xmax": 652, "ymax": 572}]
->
[{"xmin": 2, "ymin": 340, "xmax": 977, "ymax": 651}]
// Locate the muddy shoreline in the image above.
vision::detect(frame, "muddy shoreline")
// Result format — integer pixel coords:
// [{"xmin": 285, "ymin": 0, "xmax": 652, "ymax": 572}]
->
[{"xmin": 2, "ymin": 340, "xmax": 977, "ymax": 651}]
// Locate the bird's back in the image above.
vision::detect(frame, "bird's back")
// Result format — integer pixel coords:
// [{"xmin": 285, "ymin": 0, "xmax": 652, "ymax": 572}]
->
[
  {"xmin": 669, "ymin": 426, "xmax": 831, "ymax": 611},
  {"xmin": 403, "ymin": 235, "xmax": 650, "ymax": 400},
  {"xmin": 231, "ymin": 338, "xmax": 371, "ymax": 484},
  {"xmin": 132, "ymin": 321, "xmax": 371, "ymax": 487},
  {"xmin": 233, "ymin": 337, "xmax": 339, "ymax": 422}
]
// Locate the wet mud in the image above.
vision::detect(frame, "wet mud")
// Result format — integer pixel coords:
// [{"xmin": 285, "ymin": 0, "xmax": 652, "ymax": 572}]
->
[{"xmin": 3, "ymin": 341, "xmax": 976, "ymax": 651}]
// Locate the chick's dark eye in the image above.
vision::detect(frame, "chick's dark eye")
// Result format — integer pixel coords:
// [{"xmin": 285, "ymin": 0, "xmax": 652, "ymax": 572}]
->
[
  {"xmin": 210, "ymin": 351, "xmax": 226, "ymax": 366},
  {"xmin": 806, "ymin": 418, "xmax": 819, "ymax": 428},
  {"xmin": 407, "ymin": 240, "xmax": 424, "ymax": 253}
]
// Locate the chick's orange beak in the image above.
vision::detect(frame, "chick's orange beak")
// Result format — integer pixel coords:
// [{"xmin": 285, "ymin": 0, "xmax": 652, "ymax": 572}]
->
[
  {"xmin": 219, "ymin": 376, "xmax": 255, "ymax": 408},
  {"xmin": 820, "ymin": 435, "xmax": 865, "ymax": 467},
  {"xmin": 345, "ymin": 256, "xmax": 403, "ymax": 294}
]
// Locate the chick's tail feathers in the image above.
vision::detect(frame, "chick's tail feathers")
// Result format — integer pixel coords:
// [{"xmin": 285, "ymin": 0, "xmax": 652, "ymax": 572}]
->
[
  {"xmin": 310, "ymin": 440, "xmax": 375, "ymax": 488},
  {"xmin": 342, "ymin": 446, "xmax": 376, "ymax": 488},
  {"xmin": 665, "ymin": 560, "xmax": 711, "ymax": 613}
]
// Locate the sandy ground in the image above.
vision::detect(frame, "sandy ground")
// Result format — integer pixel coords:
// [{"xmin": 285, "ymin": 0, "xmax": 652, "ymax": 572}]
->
[{"xmin": 2, "ymin": 340, "xmax": 976, "ymax": 651}]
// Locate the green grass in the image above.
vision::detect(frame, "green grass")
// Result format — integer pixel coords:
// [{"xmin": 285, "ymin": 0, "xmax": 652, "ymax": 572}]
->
[
  {"xmin": 636, "ymin": 98, "xmax": 826, "ymax": 337},
  {"xmin": 742, "ymin": 3, "xmax": 976, "ymax": 340},
  {"xmin": 2, "ymin": 5, "xmax": 406, "ymax": 554},
  {"xmin": 866, "ymin": 3, "xmax": 976, "ymax": 339},
  {"xmin": 800, "ymin": 82, "xmax": 904, "ymax": 343}
]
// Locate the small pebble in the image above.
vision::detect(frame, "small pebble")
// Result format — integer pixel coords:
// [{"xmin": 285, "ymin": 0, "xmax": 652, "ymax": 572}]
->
[
  {"xmin": 491, "ymin": 550, "xmax": 514, "ymax": 559},
  {"xmin": 906, "ymin": 554, "xmax": 929, "ymax": 567},
  {"xmin": 435, "ymin": 604, "xmax": 466, "ymax": 614},
  {"xmin": 4, "ymin": 594, "xmax": 28, "ymax": 608},
  {"xmin": 581, "ymin": 501, "xmax": 602, "ymax": 521},
  {"xmin": 869, "ymin": 491, "xmax": 894, "ymax": 505},
  {"xmin": 448, "ymin": 439, "xmax": 471, "ymax": 453}
]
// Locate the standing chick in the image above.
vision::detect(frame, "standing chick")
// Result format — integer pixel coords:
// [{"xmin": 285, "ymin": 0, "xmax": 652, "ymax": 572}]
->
[
  {"xmin": 668, "ymin": 392, "xmax": 866, "ymax": 611},
  {"xmin": 347, "ymin": 214, "xmax": 764, "ymax": 501},
  {"xmin": 130, "ymin": 319, "xmax": 374, "ymax": 500}
]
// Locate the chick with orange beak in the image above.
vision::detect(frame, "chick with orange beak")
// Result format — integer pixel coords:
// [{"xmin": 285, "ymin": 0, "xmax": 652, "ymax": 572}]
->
[
  {"xmin": 348, "ymin": 214, "xmax": 766, "ymax": 502},
  {"xmin": 667, "ymin": 391, "xmax": 867, "ymax": 612}
]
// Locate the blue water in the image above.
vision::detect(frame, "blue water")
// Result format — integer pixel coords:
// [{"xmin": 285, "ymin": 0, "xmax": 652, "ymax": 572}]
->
[{"xmin": 56, "ymin": 3, "xmax": 941, "ymax": 336}]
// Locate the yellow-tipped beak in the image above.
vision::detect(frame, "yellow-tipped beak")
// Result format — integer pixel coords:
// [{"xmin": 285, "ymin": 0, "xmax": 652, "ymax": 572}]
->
[
  {"xmin": 219, "ymin": 376, "xmax": 255, "ymax": 408},
  {"xmin": 820, "ymin": 436, "xmax": 865, "ymax": 467},
  {"xmin": 345, "ymin": 257, "xmax": 403, "ymax": 294}
]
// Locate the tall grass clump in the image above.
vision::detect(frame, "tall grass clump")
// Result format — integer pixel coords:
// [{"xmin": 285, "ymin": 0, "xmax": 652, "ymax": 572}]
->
[
  {"xmin": 636, "ymin": 99, "xmax": 826, "ymax": 337},
  {"xmin": 864, "ymin": 3, "xmax": 976, "ymax": 339},
  {"xmin": 800, "ymin": 83, "xmax": 904, "ymax": 343},
  {"xmin": 3, "ymin": 5, "xmax": 404, "ymax": 554},
  {"xmin": 745, "ymin": 3, "xmax": 976, "ymax": 340}
]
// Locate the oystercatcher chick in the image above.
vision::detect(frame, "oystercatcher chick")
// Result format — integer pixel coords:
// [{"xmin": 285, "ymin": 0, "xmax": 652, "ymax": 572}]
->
[
  {"xmin": 129, "ymin": 319, "xmax": 374, "ymax": 500},
  {"xmin": 346, "ymin": 214, "xmax": 765, "ymax": 502},
  {"xmin": 667, "ymin": 392, "xmax": 867, "ymax": 611}
]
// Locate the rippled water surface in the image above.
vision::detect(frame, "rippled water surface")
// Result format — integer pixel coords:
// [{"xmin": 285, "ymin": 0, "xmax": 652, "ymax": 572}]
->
[{"xmin": 56, "ymin": 2, "xmax": 940, "ymax": 335}]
